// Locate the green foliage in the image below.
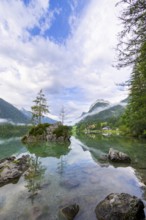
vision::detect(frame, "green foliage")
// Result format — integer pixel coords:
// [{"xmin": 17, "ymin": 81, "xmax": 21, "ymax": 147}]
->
[
  {"xmin": 28, "ymin": 123, "xmax": 50, "ymax": 136},
  {"xmin": 76, "ymin": 113, "xmax": 123, "ymax": 134},
  {"xmin": 116, "ymin": 0, "xmax": 146, "ymax": 68},
  {"xmin": 120, "ymin": 43, "xmax": 146, "ymax": 137},
  {"xmin": 31, "ymin": 89, "xmax": 49, "ymax": 124},
  {"xmin": 0, "ymin": 124, "xmax": 30, "ymax": 138},
  {"xmin": 72, "ymin": 126, "xmax": 77, "ymax": 136},
  {"xmin": 53, "ymin": 125, "xmax": 71, "ymax": 138},
  {"xmin": 116, "ymin": 1, "xmax": 146, "ymax": 138},
  {"xmin": 26, "ymin": 141, "xmax": 70, "ymax": 158},
  {"xmin": 78, "ymin": 105, "xmax": 125, "ymax": 127}
]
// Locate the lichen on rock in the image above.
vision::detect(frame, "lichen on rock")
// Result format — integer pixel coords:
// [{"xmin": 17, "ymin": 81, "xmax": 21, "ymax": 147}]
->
[
  {"xmin": 0, "ymin": 155, "xmax": 30, "ymax": 187},
  {"xmin": 95, "ymin": 193, "xmax": 145, "ymax": 220}
]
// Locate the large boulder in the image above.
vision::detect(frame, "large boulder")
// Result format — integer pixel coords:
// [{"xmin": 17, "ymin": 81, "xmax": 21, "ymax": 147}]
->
[
  {"xmin": 108, "ymin": 148, "xmax": 131, "ymax": 163},
  {"xmin": 95, "ymin": 193, "xmax": 145, "ymax": 220},
  {"xmin": 0, "ymin": 155, "xmax": 29, "ymax": 186},
  {"xmin": 60, "ymin": 204, "xmax": 79, "ymax": 220}
]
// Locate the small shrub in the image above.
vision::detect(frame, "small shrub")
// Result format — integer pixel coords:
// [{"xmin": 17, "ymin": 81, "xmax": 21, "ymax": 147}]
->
[
  {"xmin": 53, "ymin": 125, "xmax": 71, "ymax": 138},
  {"xmin": 29, "ymin": 123, "xmax": 50, "ymax": 136}
]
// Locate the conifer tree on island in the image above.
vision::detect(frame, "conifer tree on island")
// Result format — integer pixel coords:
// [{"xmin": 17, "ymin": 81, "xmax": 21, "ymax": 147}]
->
[
  {"xmin": 60, "ymin": 106, "xmax": 65, "ymax": 125},
  {"xmin": 31, "ymin": 89, "xmax": 49, "ymax": 124}
]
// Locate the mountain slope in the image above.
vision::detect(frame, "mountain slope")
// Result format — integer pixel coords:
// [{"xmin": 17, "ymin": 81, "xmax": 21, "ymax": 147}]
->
[
  {"xmin": 88, "ymin": 99, "xmax": 109, "ymax": 113},
  {"xmin": 0, "ymin": 98, "xmax": 28, "ymax": 123},
  {"xmin": 77, "ymin": 99, "xmax": 128, "ymax": 125},
  {"xmin": 21, "ymin": 108, "xmax": 57, "ymax": 124},
  {"xmin": 0, "ymin": 98, "xmax": 57, "ymax": 124},
  {"xmin": 82, "ymin": 105, "xmax": 125, "ymax": 123}
]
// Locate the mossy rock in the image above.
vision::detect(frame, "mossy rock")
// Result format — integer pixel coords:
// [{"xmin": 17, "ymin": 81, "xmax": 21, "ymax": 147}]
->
[
  {"xmin": 53, "ymin": 125, "xmax": 71, "ymax": 138},
  {"xmin": 29, "ymin": 123, "xmax": 50, "ymax": 136}
]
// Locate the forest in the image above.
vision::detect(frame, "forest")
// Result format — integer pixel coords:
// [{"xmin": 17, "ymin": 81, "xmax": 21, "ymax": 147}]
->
[{"xmin": 116, "ymin": 0, "xmax": 146, "ymax": 138}]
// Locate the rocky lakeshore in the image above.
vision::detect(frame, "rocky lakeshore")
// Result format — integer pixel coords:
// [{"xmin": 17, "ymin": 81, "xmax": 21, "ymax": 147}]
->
[
  {"xmin": 0, "ymin": 153, "xmax": 145, "ymax": 219},
  {"xmin": 59, "ymin": 193, "xmax": 145, "ymax": 220},
  {"xmin": 0, "ymin": 155, "xmax": 30, "ymax": 187}
]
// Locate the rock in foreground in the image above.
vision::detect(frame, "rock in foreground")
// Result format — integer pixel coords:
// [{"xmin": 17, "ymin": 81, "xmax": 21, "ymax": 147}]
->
[
  {"xmin": 108, "ymin": 148, "xmax": 131, "ymax": 163},
  {"xmin": 60, "ymin": 204, "xmax": 79, "ymax": 220},
  {"xmin": 0, "ymin": 155, "xmax": 29, "ymax": 187},
  {"xmin": 95, "ymin": 193, "xmax": 145, "ymax": 220}
]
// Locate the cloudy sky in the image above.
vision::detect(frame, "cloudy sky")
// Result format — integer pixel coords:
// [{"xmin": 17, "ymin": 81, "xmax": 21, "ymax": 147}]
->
[{"xmin": 0, "ymin": 0, "xmax": 130, "ymax": 122}]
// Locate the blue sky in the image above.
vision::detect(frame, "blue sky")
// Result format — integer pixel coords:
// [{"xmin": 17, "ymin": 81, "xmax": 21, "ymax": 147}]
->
[
  {"xmin": 26, "ymin": 0, "xmax": 88, "ymax": 43},
  {"xmin": 0, "ymin": 0, "xmax": 130, "ymax": 122},
  {"xmin": 28, "ymin": 0, "xmax": 72, "ymax": 42}
]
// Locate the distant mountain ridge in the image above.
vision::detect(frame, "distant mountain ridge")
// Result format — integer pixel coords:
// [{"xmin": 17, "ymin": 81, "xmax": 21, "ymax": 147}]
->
[
  {"xmin": 88, "ymin": 99, "xmax": 109, "ymax": 113},
  {"xmin": 0, "ymin": 98, "xmax": 57, "ymax": 124},
  {"xmin": 77, "ymin": 98, "xmax": 128, "ymax": 124},
  {"xmin": 21, "ymin": 108, "xmax": 57, "ymax": 124},
  {"xmin": 0, "ymin": 98, "xmax": 28, "ymax": 123}
]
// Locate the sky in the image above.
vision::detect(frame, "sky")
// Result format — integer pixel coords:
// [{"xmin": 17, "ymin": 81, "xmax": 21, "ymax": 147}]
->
[{"xmin": 0, "ymin": 0, "xmax": 130, "ymax": 122}]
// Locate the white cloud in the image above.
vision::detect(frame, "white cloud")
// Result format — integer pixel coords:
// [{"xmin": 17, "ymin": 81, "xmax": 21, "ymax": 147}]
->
[{"xmin": 0, "ymin": 0, "xmax": 130, "ymax": 122}]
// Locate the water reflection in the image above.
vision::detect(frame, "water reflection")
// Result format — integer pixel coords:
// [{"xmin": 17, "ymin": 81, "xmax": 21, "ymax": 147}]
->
[
  {"xmin": 26, "ymin": 141, "xmax": 70, "ymax": 158},
  {"xmin": 24, "ymin": 156, "xmax": 46, "ymax": 204},
  {"xmin": 77, "ymin": 134, "xmax": 146, "ymax": 167},
  {"xmin": 24, "ymin": 141, "xmax": 71, "ymax": 204},
  {"xmin": 0, "ymin": 136, "xmax": 146, "ymax": 219},
  {"xmin": 0, "ymin": 138, "xmax": 27, "ymax": 159},
  {"xmin": 76, "ymin": 134, "xmax": 146, "ymax": 200}
]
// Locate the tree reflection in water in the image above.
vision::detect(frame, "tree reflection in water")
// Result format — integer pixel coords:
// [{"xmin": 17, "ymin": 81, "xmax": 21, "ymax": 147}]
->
[
  {"xmin": 24, "ymin": 141, "xmax": 70, "ymax": 203},
  {"xmin": 24, "ymin": 156, "xmax": 46, "ymax": 204}
]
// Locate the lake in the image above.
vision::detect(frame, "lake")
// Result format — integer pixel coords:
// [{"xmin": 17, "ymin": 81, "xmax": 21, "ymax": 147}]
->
[{"xmin": 0, "ymin": 135, "xmax": 146, "ymax": 220}]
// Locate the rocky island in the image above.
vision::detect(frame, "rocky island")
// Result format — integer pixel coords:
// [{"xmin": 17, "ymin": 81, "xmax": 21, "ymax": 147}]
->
[{"xmin": 22, "ymin": 122, "xmax": 71, "ymax": 143}]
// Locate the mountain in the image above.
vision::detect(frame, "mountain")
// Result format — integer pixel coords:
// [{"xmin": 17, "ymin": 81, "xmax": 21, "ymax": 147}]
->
[
  {"xmin": 77, "ymin": 100, "xmax": 110, "ymax": 120},
  {"xmin": 0, "ymin": 98, "xmax": 57, "ymax": 124},
  {"xmin": 88, "ymin": 99, "xmax": 110, "ymax": 113},
  {"xmin": 21, "ymin": 108, "xmax": 57, "ymax": 124},
  {"xmin": 77, "ymin": 98, "xmax": 128, "ymax": 124},
  {"xmin": 0, "ymin": 98, "xmax": 28, "ymax": 123}
]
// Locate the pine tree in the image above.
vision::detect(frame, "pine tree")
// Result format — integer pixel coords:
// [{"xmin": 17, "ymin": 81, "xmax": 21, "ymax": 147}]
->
[
  {"xmin": 122, "ymin": 45, "xmax": 146, "ymax": 136},
  {"xmin": 116, "ymin": 0, "xmax": 146, "ymax": 137},
  {"xmin": 31, "ymin": 89, "xmax": 49, "ymax": 124},
  {"xmin": 116, "ymin": 0, "xmax": 146, "ymax": 68}
]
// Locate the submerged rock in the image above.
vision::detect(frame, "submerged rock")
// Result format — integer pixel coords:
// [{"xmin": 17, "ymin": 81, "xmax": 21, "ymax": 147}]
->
[
  {"xmin": 0, "ymin": 155, "xmax": 29, "ymax": 187},
  {"xmin": 30, "ymin": 205, "xmax": 50, "ymax": 220},
  {"xmin": 60, "ymin": 179, "xmax": 80, "ymax": 190},
  {"xmin": 108, "ymin": 148, "xmax": 131, "ymax": 163},
  {"xmin": 60, "ymin": 204, "xmax": 79, "ymax": 220},
  {"xmin": 95, "ymin": 193, "xmax": 145, "ymax": 220}
]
